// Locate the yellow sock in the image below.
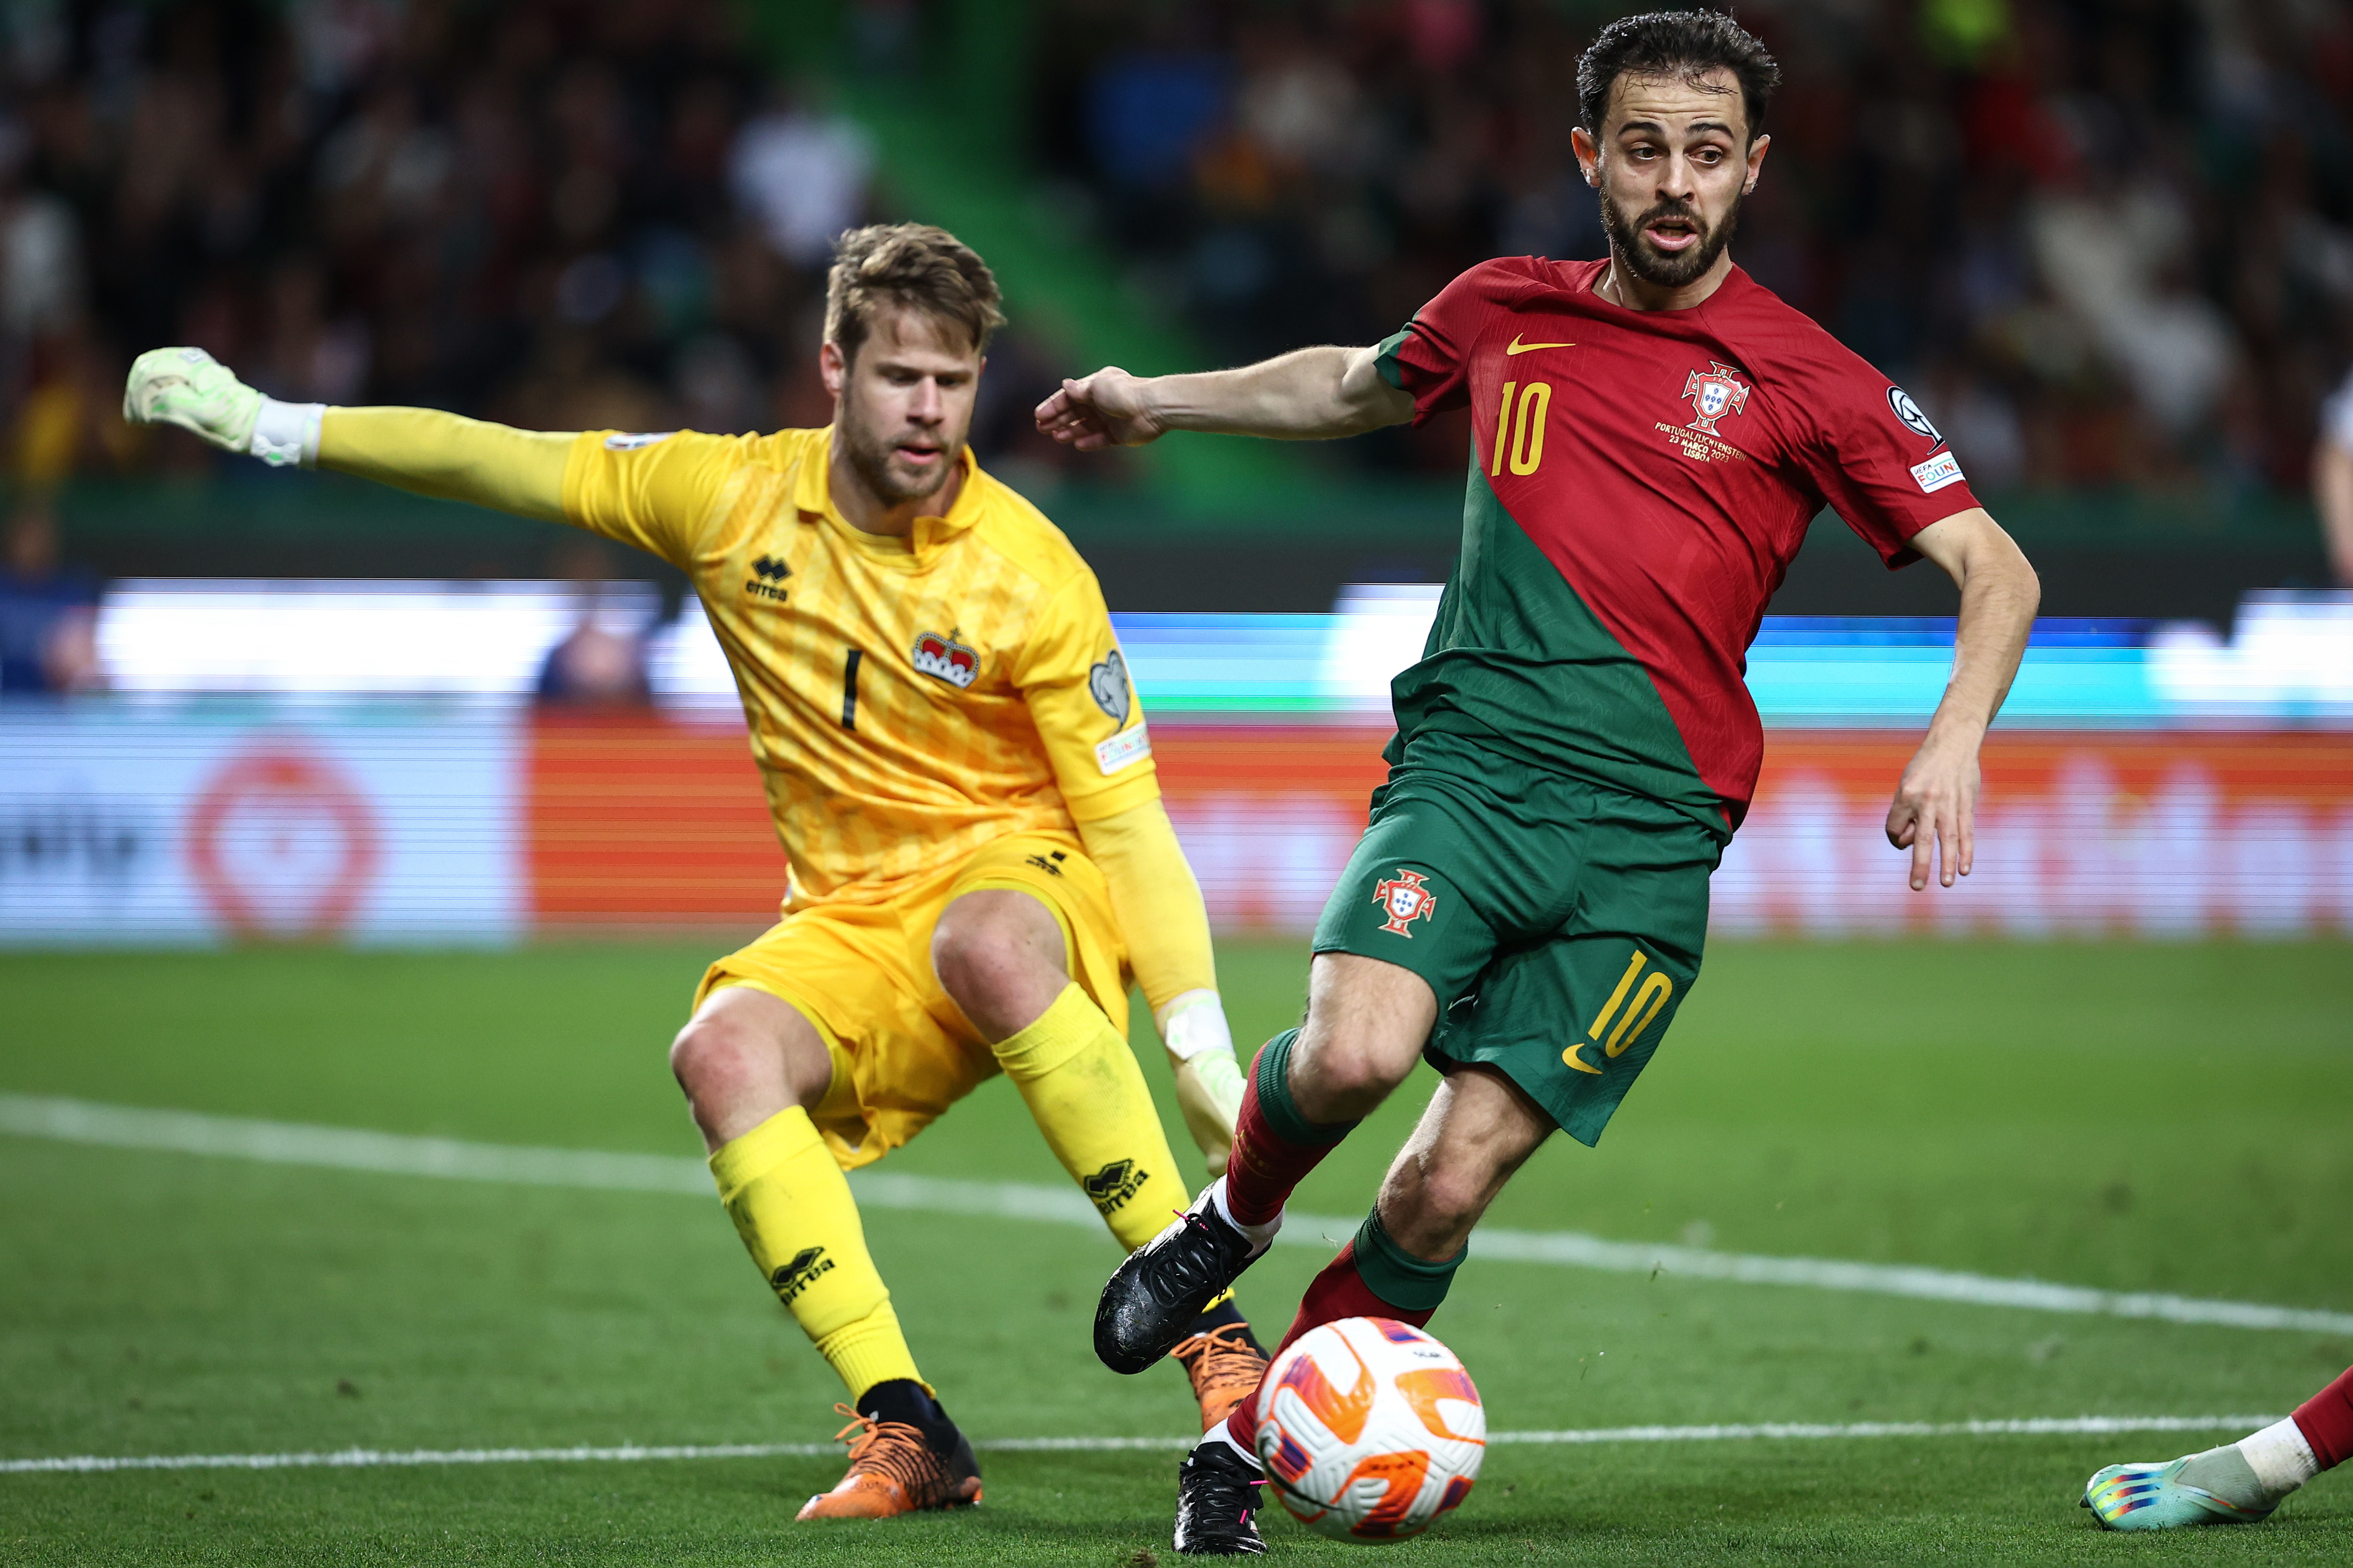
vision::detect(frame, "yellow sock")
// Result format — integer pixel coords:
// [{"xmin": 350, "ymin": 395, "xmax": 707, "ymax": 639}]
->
[
  {"xmin": 995, "ymin": 983, "xmax": 1186, "ymax": 1252},
  {"xmin": 708, "ymin": 1107, "xmax": 925, "ymax": 1402}
]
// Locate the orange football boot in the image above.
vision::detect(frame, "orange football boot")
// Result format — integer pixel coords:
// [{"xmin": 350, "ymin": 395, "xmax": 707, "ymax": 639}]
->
[
  {"xmin": 795, "ymin": 1403, "xmax": 984, "ymax": 1520},
  {"xmin": 1172, "ymin": 1320, "xmax": 1272, "ymax": 1432}
]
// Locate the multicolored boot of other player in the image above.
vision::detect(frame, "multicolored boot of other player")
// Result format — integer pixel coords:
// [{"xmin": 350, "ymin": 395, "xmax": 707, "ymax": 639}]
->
[
  {"xmin": 2084, "ymin": 1397, "xmax": 2341, "ymax": 1531},
  {"xmin": 2082, "ymin": 1410, "xmax": 2332, "ymax": 1531},
  {"xmin": 2083, "ymin": 1452, "xmax": 2278, "ymax": 1530},
  {"xmin": 797, "ymin": 1382, "xmax": 983, "ymax": 1520},
  {"xmin": 1172, "ymin": 1306, "xmax": 1270, "ymax": 1432}
]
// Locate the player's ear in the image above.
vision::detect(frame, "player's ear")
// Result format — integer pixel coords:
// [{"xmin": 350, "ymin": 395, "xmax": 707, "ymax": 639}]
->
[
  {"xmin": 819, "ymin": 341, "xmax": 847, "ymax": 399},
  {"xmin": 1571, "ymin": 125, "xmax": 1601, "ymax": 188},
  {"xmin": 1743, "ymin": 132, "xmax": 1771, "ymax": 194}
]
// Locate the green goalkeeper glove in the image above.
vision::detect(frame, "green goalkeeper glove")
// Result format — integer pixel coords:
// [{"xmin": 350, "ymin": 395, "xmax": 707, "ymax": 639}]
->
[
  {"xmin": 1159, "ymin": 990, "xmax": 1246, "ymax": 1176},
  {"xmin": 123, "ymin": 347, "xmax": 321, "ymax": 468}
]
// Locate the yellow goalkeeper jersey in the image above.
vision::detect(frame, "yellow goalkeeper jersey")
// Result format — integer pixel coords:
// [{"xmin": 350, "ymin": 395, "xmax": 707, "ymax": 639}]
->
[{"xmin": 562, "ymin": 425, "xmax": 1157, "ymax": 907}]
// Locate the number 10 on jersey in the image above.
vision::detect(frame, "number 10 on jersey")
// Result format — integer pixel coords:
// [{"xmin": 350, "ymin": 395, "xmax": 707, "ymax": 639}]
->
[{"xmin": 1490, "ymin": 381, "xmax": 1551, "ymax": 478}]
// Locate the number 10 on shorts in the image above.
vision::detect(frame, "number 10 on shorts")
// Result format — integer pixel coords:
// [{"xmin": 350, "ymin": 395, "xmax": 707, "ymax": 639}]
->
[{"xmin": 1563, "ymin": 948, "xmax": 1674, "ymax": 1075}]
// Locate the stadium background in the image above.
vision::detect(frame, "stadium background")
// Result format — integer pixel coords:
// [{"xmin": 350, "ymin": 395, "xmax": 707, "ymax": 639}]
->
[
  {"xmin": 2, "ymin": 0, "xmax": 2351, "ymax": 940},
  {"xmin": 1, "ymin": 2, "xmax": 2349, "ymax": 1563}
]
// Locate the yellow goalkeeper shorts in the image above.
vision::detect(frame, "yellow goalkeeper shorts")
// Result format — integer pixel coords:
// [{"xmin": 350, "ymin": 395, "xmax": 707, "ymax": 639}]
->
[{"xmin": 694, "ymin": 830, "xmax": 1131, "ymax": 1170}]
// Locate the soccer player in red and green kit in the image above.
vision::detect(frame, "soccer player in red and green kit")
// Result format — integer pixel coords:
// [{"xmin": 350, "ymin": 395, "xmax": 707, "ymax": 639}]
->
[{"xmin": 1037, "ymin": 11, "xmax": 2042, "ymax": 1554}]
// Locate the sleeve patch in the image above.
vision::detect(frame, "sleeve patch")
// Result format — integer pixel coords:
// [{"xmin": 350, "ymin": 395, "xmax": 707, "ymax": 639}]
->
[
  {"xmin": 1909, "ymin": 451, "xmax": 1967, "ymax": 493},
  {"xmin": 604, "ymin": 431, "xmax": 677, "ymax": 451},
  {"xmin": 1095, "ymin": 721, "xmax": 1151, "ymax": 776},
  {"xmin": 1088, "ymin": 649, "xmax": 1131, "ymax": 725},
  {"xmin": 1886, "ymin": 387, "xmax": 1942, "ymax": 443}
]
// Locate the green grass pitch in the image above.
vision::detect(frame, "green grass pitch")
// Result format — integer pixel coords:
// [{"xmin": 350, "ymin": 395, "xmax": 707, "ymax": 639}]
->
[{"xmin": 1, "ymin": 938, "xmax": 2348, "ymax": 1564}]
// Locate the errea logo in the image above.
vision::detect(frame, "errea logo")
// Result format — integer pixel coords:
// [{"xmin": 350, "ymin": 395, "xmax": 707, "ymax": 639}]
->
[
  {"xmin": 768, "ymin": 1246, "xmax": 835, "ymax": 1304},
  {"xmin": 744, "ymin": 554, "xmax": 790, "ymax": 603},
  {"xmin": 1081, "ymin": 1159, "xmax": 1150, "ymax": 1215}
]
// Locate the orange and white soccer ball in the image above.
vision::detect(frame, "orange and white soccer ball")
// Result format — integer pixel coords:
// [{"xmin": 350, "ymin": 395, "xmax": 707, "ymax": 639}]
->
[{"xmin": 1252, "ymin": 1316, "xmax": 1485, "ymax": 1541}]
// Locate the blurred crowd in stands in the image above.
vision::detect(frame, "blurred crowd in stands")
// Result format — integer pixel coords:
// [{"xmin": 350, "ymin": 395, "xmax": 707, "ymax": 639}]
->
[
  {"xmin": 0, "ymin": 0, "xmax": 889, "ymax": 691},
  {"xmin": 1038, "ymin": 0, "xmax": 2353, "ymax": 495},
  {"xmin": 0, "ymin": 0, "xmax": 877, "ymax": 467},
  {"xmin": 5, "ymin": 0, "xmax": 2353, "ymax": 695}
]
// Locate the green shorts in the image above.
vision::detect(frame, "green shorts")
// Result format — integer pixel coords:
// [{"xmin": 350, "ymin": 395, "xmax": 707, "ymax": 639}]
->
[{"xmin": 1312, "ymin": 731, "xmax": 1721, "ymax": 1146}]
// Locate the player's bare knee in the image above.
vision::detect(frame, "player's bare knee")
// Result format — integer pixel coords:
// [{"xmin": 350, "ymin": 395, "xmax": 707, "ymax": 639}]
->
[
  {"xmin": 668, "ymin": 1016, "xmax": 748, "ymax": 1100},
  {"xmin": 930, "ymin": 919, "xmax": 1018, "ymax": 1003},
  {"xmin": 932, "ymin": 889, "xmax": 1069, "ymax": 1040},
  {"xmin": 1294, "ymin": 1032, "xmax": 1407, "ymax": 1119}
]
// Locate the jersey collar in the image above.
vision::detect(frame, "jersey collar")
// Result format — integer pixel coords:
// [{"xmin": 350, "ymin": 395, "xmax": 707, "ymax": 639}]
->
[
  {"xmin": 1579, "ymin": 258, "xmax": 1752, "ymax": 315},
  {"xmin": 794, "ymin": 427, "xmax": 983, "ymax": 564}
]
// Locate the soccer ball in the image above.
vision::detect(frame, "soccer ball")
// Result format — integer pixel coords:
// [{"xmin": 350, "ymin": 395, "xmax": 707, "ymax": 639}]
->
[{"xmin": 1253, "ymin": 1316, "xmax": 1485, "ymax": 1541}]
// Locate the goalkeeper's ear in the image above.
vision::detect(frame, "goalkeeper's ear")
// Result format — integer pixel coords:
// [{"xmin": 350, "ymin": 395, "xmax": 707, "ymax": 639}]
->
[{"xmin": 122, "ymin": 346, "xmax": 322, "ymax": 468}]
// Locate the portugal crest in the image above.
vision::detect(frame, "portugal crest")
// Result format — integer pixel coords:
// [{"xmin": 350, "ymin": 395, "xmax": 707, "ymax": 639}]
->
[
  {"xmin": 1681, "ymin": 362, "xmax": 1751, "ymax": 435},
  {"xmin": 911, "ymin": 629, "xmax": 979, "ymax": 688},
  {"xmin": 1371, "ymin": 868, "xmax": 1438, "ymax": 937}
]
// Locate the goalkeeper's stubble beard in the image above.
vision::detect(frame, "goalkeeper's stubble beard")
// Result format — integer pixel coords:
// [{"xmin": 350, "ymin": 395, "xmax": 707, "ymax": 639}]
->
[{"xmin": 838, "ymin": 370, "xmax": 971, "ymax": 511}]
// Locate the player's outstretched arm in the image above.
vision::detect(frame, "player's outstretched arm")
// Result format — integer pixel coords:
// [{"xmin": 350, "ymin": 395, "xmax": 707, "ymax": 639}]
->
[
  {"xmin": 1076, "ymin": 800, "xmax": 1245, "ymax": 1175},
  {"xmin": 1034, "ymin": 343, "xmax": 1414, "ymax": 450},
  {"xmin": 1885, "ymin": 507, "xmax": 2039, "ymax": 892},
  {"xmin": 125, "ymin": 347, "xmax": 574, "ymax": 522}
]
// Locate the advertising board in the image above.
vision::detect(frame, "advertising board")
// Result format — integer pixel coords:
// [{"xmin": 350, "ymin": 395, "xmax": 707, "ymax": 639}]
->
[
  {"xmin": 0, "ymin": 705, "xmax": 520, "ymax": 945},
  {"xmin": 4, "ymin": 707, "xmax": 2348, "ymax": 943}
]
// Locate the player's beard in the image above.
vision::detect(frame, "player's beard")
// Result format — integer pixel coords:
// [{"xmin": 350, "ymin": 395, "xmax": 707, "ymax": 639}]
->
[
  {"xmin": 839, "ymin": 406, "xmax": 962, "ymax": 509},
  {"xmin": 1599, "ymin": 189, "xmax": 1742, "ymax": 290}
]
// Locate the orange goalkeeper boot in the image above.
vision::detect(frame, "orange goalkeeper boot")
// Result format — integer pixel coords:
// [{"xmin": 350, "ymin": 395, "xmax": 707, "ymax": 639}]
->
[
  {"xmin": 796, "ymin": 1403, "xmax": 983, "ymax": 1520},
  {"xmin": 1173, "ymin": 1319, "xmax": 1271, "ymax": 1432}
]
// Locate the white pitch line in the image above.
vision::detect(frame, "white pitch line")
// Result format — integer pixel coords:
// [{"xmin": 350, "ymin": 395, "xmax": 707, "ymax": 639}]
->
[
  {"xmin": 0, "ymin": 1416, "xmax": 2282, "ymax": 1476},
  {"xmin": 5, "ymin": 1093, "xmax": 2351, "ymax": 1336}
]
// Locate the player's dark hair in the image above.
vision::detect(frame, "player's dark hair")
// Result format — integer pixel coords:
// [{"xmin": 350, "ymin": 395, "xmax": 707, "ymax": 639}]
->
[
  {"xmin": 825, "ymin": 222, "xmax": 1006, "ymax": 363},
  {"xmin": 1577, "ymin": 10, "xmax": 1780, "ymax": 144}
]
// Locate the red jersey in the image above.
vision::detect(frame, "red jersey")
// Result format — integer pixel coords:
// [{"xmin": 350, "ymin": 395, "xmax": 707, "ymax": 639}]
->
[{"xmin": 1375, "ymin": 256, "xmax": 1980, "ymax": 830}]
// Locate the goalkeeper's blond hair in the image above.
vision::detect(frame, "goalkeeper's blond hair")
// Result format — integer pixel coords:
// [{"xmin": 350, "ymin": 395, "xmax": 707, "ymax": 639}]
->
[{"xmin": 824, "ymin": 223, "xmax": 1006, "ymax": 364}]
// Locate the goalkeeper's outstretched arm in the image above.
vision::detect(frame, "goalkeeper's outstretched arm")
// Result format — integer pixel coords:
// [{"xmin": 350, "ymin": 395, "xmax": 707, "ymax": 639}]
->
[
  {"xmin": 1076, "ymin": 800, "xmax": 1247, "ymax": 1176},
  {"xmin": 124, "ymin": 348, "xmax": 574, "ymax": 521}
]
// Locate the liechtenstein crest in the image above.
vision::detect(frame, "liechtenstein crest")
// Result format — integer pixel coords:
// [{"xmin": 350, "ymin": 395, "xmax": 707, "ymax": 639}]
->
[
  {"xmin": 911, "ymin": 628, "xmax": 979, "ymax": 688},
  {"xmin": 1371, "ymin": 868, "xmax": 1438, "ymax": 937},
  {"xmin": 1681, "ymin": 362, "xmax": 1751, "ymax": 435}
]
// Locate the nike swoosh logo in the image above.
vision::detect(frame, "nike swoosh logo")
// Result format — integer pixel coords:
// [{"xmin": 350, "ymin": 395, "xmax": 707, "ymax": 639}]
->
[{"xmin": 1505, "ymin": 335, "xmax": 1575, "ymax": 355}]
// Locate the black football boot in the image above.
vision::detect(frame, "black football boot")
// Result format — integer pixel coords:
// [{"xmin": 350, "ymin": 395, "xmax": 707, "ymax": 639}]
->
[
  {"xmin": 1095, "ymin": 1185, "xmax": 1274, "ymax": 1374},
  {"xmin": 1173, "ymin": 1438, "xmax": 1268, "ymax": 1556}
]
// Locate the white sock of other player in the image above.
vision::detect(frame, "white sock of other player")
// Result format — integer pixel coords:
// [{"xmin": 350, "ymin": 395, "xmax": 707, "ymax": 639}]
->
[
  {"xmin": 2171, "ymin": 1417, "xmax": 2319, "ymax": 1511},
  {"xmin": 1204, "ymin": 1413, "xmax": 1255, "ymax": 1464},
  {"xmin": 2238, "ymin": 1417, "xmax": 2321, "ymax": 1497}
]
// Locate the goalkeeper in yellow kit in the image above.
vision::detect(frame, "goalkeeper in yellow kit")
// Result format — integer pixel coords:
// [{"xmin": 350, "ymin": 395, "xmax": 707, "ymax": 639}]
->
[{"xmin": 125, "ymin": 223, "xmax": 1266, "ymax": 1522}]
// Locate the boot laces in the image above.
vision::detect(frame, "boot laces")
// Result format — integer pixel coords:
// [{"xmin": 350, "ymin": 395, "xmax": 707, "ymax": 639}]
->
[
  {"xmin": 1175, "ymin": 1322, "xmax": 1268, "ymax": 1406},
  {"xmin": 1182, "ymin": 1443, "xmax": 1264, "ymax": 1526},
  {"xmin": 827, "ymin": 1403, "xmax": 945, "ymax": 1502},
  {"xmin": 1154, "ymin": 1207, "xmax": 1244, "ymax": 1299}
]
